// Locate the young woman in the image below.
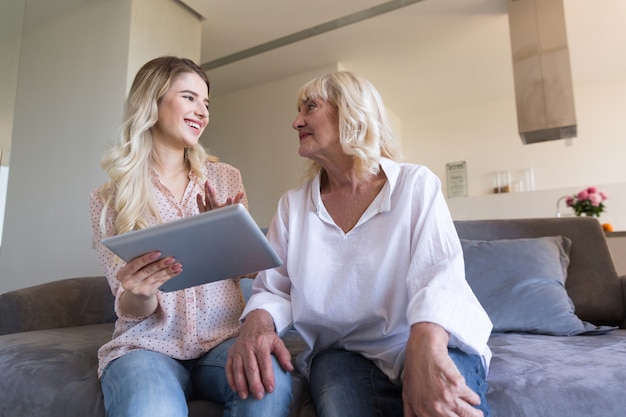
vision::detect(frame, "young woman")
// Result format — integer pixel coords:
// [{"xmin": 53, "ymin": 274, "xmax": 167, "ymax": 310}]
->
[{"xmin": 89, "ymin": 56, "xmax": 290, "ymax": 417}]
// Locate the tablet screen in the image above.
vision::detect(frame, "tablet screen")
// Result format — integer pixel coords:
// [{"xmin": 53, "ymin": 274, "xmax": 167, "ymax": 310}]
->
[{"xmin": 101, "ymin": 204, "xmax": 281, "ymax": 292}]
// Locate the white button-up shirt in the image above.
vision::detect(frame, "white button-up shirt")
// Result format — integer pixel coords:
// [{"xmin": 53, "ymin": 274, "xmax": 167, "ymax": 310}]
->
[{"xmin": 242, "ymin": 158, "xmax": 492, "ymax": 383}]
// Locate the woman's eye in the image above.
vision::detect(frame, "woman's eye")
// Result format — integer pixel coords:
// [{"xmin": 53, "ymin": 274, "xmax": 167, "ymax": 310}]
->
[{"xmin": 183, "ymin": 95, "xmax": 194, "ymax": 102}]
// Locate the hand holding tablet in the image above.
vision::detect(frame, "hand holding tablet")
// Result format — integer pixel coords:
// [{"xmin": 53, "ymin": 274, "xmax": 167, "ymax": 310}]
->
[{"xmin": 101, "ymin": 204, "xmax": 281, "ymax": 292}]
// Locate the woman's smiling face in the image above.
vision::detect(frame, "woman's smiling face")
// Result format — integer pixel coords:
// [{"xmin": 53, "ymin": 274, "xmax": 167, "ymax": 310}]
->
[{"xmin": 151, "ymin": 71, "xmax": 210, "ymax": 150}]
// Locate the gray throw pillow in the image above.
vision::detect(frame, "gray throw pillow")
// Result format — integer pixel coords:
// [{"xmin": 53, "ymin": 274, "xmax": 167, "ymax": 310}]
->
[{"xmin": 461, "ymin": 236, "xmax": 613, "ymax": 336}]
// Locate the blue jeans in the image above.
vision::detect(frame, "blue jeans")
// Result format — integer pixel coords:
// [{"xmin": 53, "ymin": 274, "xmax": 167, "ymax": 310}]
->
[
  {"xmin": 309, "ymin": 348, "xmax": 490, "ymax": 417},
  {"xmin": 101, "ymin": 337, "xmax": 292, "ymax": 417}
]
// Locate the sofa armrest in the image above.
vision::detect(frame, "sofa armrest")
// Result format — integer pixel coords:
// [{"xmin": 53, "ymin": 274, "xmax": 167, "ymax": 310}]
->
[{"xmin": 0, "ymin": 276, "xmax": 116, "ymax": 335}]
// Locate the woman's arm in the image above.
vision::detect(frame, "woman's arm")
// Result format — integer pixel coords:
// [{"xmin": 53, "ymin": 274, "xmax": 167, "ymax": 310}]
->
[
  {"xmin": 402, "ymin": 322, "xmax": 483, "ymax": 417},
  {"xmin": 89, "ymin": 189, "xmax": 181, "ymax": 319}
]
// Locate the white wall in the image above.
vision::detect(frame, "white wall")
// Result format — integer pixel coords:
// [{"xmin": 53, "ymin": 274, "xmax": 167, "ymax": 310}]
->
[
  {"xmin": 0, "ymin": 0, "xmax": 131, "ymax": 294},
  {"xmin": 205, "ymin": 65, "xmax": 339, "ymax": 227},
  {"xmin": 0, "ymin": 3, "xmax": 24, "ymax": 247},
  {"xmin": 0, "ymin": 166, "xmax": 8, "ymax": 246},
  {"xmin": 127, "ymin": 0, "xmax": 202, "ymax": 86},
  {"xmin": 206, "ymin": 5, "xmax": 626, "ymax": 232},
  {"xmin": 0, "ymin": 0, "xmax": 202, "ymax": 294},
  {"xmin": 207, "ymin": 71, "xmax": 626, "ymax": 231},
  {"xmin": 406, "ymin": 78, "xmax": 626, "ymax": 195},
  {"xmin": 0, "ymin": 34, "xmax": 21, "ymax": 166},
  {"xmin": 408, "ymin": 77, "xmax": 626, "ymax": 231}
]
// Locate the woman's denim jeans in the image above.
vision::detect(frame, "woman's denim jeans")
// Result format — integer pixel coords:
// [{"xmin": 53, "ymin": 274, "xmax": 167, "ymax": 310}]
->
[
  {"xmin": 101, "ymin": 337, "xmax": 292, "ymax": 417},
  {"xmin": 309, "ymin": 347, "xmax": 490, "ymax": 417}
]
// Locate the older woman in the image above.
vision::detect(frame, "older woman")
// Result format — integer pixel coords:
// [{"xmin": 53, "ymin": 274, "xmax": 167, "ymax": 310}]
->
[{"xmin": 227, "ymin": 71, "xmax": 492, "ymax": 417}]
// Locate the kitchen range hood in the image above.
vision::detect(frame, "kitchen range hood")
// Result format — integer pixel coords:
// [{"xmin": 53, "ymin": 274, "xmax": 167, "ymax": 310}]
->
[{"xmin": 508, "ymin": 0, "xmax": 577, "ymax": 144}]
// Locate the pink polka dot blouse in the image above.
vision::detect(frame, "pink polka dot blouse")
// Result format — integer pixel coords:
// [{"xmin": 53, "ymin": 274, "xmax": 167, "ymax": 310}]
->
[{"xmin": 89, "ymin": 161, "xmax": 249, "ymax": 378}]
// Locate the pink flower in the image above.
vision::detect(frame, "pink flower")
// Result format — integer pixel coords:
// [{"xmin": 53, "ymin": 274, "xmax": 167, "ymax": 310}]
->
[
  {"xmin": 589, "ymin": 193, "xmax": 602, "ymax": 207},
  {"xmin": 577, "ymin": 190, "xmax": 589, "ymax": 200},
  {"xmin": 569, "ymin": 186, "xmax": 607, "ymax": 217}
]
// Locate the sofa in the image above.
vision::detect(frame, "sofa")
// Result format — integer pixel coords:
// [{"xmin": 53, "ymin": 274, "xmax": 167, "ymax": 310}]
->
[{"xmin": 1, "ymin": 216, "xmax": 625, "ymax": 417}]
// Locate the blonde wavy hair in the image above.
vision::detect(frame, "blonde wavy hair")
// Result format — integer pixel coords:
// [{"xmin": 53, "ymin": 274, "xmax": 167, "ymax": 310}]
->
[
  {"xmin": 99, "ymin": 56, "xmax": 217, "ymax": 235},
  {"xmin": 296, "ymin": 71, "xmax": 403, "ymax": 181}
]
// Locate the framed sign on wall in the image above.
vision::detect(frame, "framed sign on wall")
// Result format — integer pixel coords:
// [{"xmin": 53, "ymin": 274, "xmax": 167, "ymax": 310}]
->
[{"xmin": 446, "ymin": 161, "xmax": 467, "ymax": 198}]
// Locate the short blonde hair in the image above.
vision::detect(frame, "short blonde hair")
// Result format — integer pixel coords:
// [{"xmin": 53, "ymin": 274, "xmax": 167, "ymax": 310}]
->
[{"xmin": 296, "ymin": 71, "xmax": 402, "ymax": 180}]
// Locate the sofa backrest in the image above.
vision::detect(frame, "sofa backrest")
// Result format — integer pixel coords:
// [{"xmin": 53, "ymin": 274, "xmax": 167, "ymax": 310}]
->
[
  {"xmin": 0, "ymin": 276, "xmax": 116, "ymax": 335},
  {"xmin": 454, "ymin": 217, "xmax": 623, "ymax": 326}
]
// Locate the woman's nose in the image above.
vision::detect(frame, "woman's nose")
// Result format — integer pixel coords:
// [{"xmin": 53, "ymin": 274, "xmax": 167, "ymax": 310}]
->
[
  {"xmin": 196, "ymin": 105, "xmax": 209, "ymax": 119},
  {"xmin": 292, "ymin": 114, "xmax": 304, "ymax": 130}
]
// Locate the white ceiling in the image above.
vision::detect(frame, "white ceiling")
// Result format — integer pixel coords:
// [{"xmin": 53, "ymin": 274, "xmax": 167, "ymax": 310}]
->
[
  {"xmin": 1, "ymin": 0, "xmax": 510, "ymax": 119},
  {"xmin": 195, "ymin": 0, "xmax": 510, "ymax": 118},
  {"xmin": 5, "ymin": 0, "xmax": 624, "ymax": 120},
  {"xmin": 194, "ymin": 0, "xmax": 626, "ymax": 119}
]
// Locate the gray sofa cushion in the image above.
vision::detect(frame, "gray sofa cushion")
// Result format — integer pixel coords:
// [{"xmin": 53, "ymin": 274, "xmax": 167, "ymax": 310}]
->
[
  {"xmin": 0, "ymin": 321, "xmax": 313, "ymax": 417},
  {"xmin": 486, "ymin": 330, "xmax": 626, "ymax": 417},
  {"xmin": 461, "ymin": 236, "xmax": 612, "ymax": 335},
  {"xmin": 0, "ymin": 277, "xmax": 312, "ymax": 417},
  {"xmin": 0, "ymin": 277, "xmax": 115, "ymax": 335},
  {"xmin": 0, "ymin": 324, "xmax": 112, "ymax": 417},
  {"xmin": 454, "ymin": 217, "xmax": 624, "ymax": 326}
]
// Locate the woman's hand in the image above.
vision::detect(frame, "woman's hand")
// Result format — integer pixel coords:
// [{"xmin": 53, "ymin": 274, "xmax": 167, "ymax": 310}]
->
[
  {"xmin": 116, "ymin": 251, "xmax": 182, "ymax": 317},
  {"xmin": 196, "ymin": 180, "xmax": 244, "ymax": 213},
  {"xmin": 402, "ymin": 323, "xmax": 483, "ymax": 417},
  {"xmin": 226, "ymin": 309, "xmax": 294, "ymax": 400}
]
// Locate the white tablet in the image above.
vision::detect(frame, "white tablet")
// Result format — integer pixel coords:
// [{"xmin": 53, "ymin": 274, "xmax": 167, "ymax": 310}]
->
[{"xmin": 101, "ymin": 204, "xmax": 281, "ymax": 292}]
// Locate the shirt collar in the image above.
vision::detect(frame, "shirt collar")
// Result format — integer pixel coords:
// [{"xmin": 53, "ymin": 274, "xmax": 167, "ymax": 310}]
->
[
  {"xmin": 378, "ymin": 157, "xmax": 399, "ymax": 213},
  {"xmin": 310, "ymin": 157, "xmax": 400, "ymax": 219}
]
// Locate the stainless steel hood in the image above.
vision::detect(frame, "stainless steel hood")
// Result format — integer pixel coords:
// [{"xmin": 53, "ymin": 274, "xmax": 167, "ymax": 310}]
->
[{"xmin": 508, "ymin": 0, "xmax": 577, "ymax": 144}]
